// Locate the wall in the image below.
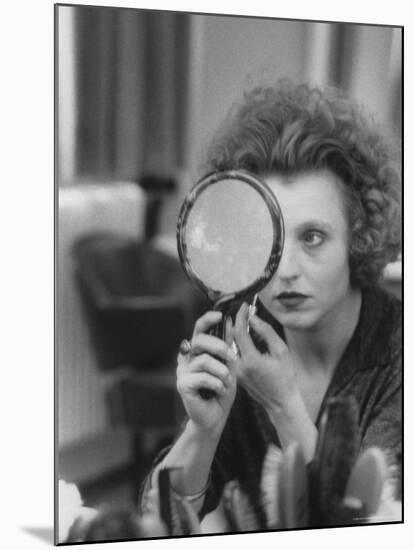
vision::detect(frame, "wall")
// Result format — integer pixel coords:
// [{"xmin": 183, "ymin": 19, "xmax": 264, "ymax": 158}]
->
[
  {"xmin": 193, "ymin": 15, "xmax": 308, "ymax": 177},
  {"xmin": 57, "ymin": 6, "xmax": 77, "ymax": 185},
  {"xmin": 348, "ymin": 25, "xmax": 401, "ymax": 133},
  {"xmin": 160, "ymin": 17, "xmax": 401, "ymax": 236},
  {"xmin": 159, "ymin": 15, "xmax": 309, "ymax": 235}
]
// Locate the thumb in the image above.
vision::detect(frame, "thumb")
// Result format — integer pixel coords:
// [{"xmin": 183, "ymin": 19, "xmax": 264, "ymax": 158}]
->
[
  {"xmin": 224, "ymin": 315, "xmax": 234, "ymax": 347},
  {"xmin": 224, "ymin": 315, "xmax": 239, "ymax": 376}
]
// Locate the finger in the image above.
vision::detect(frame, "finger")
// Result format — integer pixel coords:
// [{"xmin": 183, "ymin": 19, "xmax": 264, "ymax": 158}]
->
[
  {"xmin": 234, "ymin": 302, "xmax": 257, "ymax": 357},
  {"xmin": 249, "ymin": 314, "xmax": 285, "ymax": 356},
  {"xmin": 224, "ymin": 317, "xmax": 240, "ymax": 374},
  {"xmin": 193, "ymin": 311, "xmax": 223, "ymax": 336},
  {"xmin": 224, "ymin": 316, "xmax": 234, "ymax": 347},
  {"xmin": 189, "ymin": 353, "xmax": 233, "ymax": 386},
  {"xmin": 179, "ymin": 372, "xmax": 228, "ymax": 397},
  {"xmin": 191, "ymin": 333, "xmax": 236, "ymax": 364}
]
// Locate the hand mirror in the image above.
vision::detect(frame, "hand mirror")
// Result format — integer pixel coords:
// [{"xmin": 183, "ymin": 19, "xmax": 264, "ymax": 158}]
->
[
  {"xmin": 177, "ymin": 170, "xmax": 284, "ymax": 396},
  {"xmin": 177, "ymin": 169, "xmax": 284, "ymax": 328}
]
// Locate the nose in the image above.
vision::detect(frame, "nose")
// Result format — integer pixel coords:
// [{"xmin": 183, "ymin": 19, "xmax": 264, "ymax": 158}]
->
[{"xmin": 276, "ymin": 238, "xmax": 300, "ymax": 282}]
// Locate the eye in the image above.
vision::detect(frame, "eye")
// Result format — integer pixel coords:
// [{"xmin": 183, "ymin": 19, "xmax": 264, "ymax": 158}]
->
[{"xmin": 303, "ymin": 230, "xmax": 325, "ymax": 247}]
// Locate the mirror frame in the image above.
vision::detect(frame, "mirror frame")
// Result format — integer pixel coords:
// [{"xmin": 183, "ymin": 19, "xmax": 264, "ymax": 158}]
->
[{"xmin": 176, "ymin": 170, "xmax": 284, "ymax": 304}]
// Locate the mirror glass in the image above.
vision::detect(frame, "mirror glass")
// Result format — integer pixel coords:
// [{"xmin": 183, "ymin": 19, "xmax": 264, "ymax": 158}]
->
[
  {"xmin": 178, "ymin": 172, "xmax": 284, "ymax": 301},
  {"xmin": 185, "ymin": 179, "xmax": 274, "ymax": 293}
]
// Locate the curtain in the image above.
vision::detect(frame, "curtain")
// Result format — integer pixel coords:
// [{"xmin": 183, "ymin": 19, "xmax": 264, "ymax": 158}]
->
[
  {"xmin": 304, "ymin": 22, "xmax": 401, "ymax": 137},
  {"xmin": 58, "ymin": 8, "xmax": 401, "ymax": 186},
  {"xmin": 69, "ymin": 6, "xmax": 190, "ymax": 184}
]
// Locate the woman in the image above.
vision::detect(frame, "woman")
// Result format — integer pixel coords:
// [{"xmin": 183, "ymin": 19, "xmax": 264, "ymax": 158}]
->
[{"xmin": 139, "ymin": 79, "xmax": 402, "ymax": 527}]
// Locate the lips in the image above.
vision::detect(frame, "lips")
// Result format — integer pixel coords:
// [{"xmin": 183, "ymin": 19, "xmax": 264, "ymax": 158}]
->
[{"xmin": 276, "ymin": 292, "xmax": 309, "ymax": 308}]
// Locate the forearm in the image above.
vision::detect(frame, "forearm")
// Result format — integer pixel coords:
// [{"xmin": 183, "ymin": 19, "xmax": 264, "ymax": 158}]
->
[
  {"xmin": 267, "ymin": 390, "xmax": 318, "ymax": 463},
  {"xmin": 148, "ymin": 419, "xmax": 222, "ymax": 510}
]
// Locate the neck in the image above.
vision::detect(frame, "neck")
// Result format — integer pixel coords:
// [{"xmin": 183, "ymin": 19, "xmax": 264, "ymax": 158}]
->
[{"xmin": 284, "ymin": 287, "xmax": 362, "ymax": 372}]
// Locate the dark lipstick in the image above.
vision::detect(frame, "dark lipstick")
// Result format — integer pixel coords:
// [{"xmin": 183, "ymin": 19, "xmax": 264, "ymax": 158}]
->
[{"xmin": 276, "ymin": 292, "xmax": 308, "ymax": 307}]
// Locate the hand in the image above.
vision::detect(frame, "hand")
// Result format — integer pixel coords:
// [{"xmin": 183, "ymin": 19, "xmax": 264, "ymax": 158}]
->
[
  {"xmin": 232, "ymin": 302, "xmax": 298, "ymax": 415},
  {"xmin": 176, "ymin": 311, "xmax": 237, "ymax": 436}
]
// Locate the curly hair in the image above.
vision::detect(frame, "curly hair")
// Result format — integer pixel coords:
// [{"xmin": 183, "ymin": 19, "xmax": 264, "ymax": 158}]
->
[{"xmin": 202, "ymin": 79, "xmax": 401, "ymax": 289}]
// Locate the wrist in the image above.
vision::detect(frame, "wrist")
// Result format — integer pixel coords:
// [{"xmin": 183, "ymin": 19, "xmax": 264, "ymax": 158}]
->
[
  {"xmin": 267, "ymin": 390, "xmax": 317, "ymax": 463},
  {"xmin": 185, "ymin": 418, "xmax": 224, "ymax": 445},
  {"xmin": 159, "ymin": 419, "xmax": 221, "ymax": 499}
]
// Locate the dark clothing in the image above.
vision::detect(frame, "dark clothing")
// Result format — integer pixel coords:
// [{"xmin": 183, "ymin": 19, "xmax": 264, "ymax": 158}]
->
[{"xmin": 140, "ymin": 286, "xmax": 402, "ymax": 518}]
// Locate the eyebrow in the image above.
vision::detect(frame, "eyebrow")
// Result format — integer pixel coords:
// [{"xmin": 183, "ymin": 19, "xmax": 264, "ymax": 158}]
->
[{"xmin": 296, "ymin": 220, "xmax": 335, "ymax": 233}]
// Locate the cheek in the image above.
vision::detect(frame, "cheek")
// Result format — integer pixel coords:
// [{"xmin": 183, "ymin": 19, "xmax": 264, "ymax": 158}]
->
[
  {"xmin": 312, "ymin": 245, "xmax": 351, "ymax": 292},
  {"xmin": 258, "ymin": 283, "xmax": 273, "ymax": 305}
]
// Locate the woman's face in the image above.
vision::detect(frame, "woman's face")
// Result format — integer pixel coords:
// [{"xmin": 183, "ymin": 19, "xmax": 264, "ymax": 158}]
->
[{"xmin": 259, "ymin": 169, "xmax": 353, "ymax": 331}]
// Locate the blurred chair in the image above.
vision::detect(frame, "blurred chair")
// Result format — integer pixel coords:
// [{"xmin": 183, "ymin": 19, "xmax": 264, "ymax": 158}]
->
[
  {"xmin": 73, "ymin": 231, "xmax": 209, "ymax": 492},
  {"xmin": 73, "ymin": 233, "xmax": 194, "ymax": 371},
  {"xmin": 63, "ymin": 181, "xmax": 208, "ymax": 494},
  {"xmin": 58, "ymin": 182, "xmax": 148, "ymax": 479}
]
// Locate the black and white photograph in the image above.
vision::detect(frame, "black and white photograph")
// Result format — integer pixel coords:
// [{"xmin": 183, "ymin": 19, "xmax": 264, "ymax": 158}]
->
[{"xmin": 55, "ymin": 2, "xmax": 403, "ymax": 546}]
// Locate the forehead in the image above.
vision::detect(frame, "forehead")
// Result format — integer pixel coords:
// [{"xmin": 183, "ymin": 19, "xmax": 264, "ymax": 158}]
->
[{"xmin": 265, "ymin": 170, "xmax": 348, "ymax": 228}]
